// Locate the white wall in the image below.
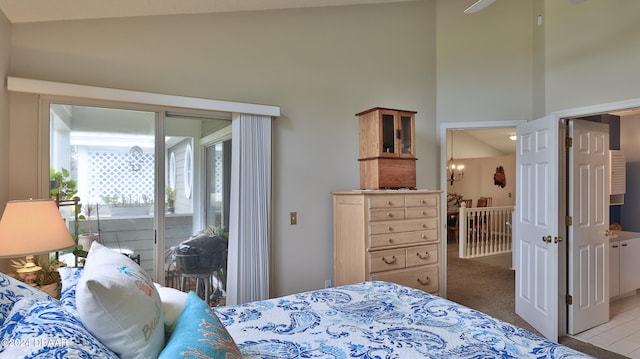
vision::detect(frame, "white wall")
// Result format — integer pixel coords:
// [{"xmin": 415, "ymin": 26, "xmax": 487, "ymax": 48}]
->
[
  {"xmin": 447, "ymin": 154, "xmax": 516, "ymax": 207},
  {"xmin": 436, "ymin": 0, "xmax": 534, "ymax": 124},
  {"xmin": 544, "ymin": 0, "xmax": 640, "ymax": 113},
  {"xmin": 7, "ymin": 2, "xmax": 437, "ymax": 297}
]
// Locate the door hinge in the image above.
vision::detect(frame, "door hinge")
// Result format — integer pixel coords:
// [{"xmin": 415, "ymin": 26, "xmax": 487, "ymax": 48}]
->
[
  {"xmin": 566, "ymin": 294, "xmax": 573, "ymax": 305},
  {"xmin": 566, "ymin": 216, "xmax": 572, "ymax": 226},
  {"xmin": 566, "ymin": 137, "xmax": 573, "ymax": 148}
]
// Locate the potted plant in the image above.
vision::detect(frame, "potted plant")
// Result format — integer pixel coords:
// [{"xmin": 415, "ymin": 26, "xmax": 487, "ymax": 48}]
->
[
  {"xmin": 50, "ymin": 168, "xmax": 77, "ymax": 201},
  {"xmin": 166, "ymin": 186, "xmax": 176, "ymax": 214},
  {"xmin": 77, "ymin": 202, "xmax": 100, "ymax": 251},
  {"xmin": 102, "ymin": 192, "xmax": 153, "ymax": 217},
  {"xmin": 447, "ymin": 192, "xmax": 463, "ymax": 211}
]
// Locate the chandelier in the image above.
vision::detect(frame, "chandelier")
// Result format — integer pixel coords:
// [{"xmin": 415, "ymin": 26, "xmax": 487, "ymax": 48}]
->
[{"xmin": 447, "ymin": 131, "xmax": 464, "ymax": 185}]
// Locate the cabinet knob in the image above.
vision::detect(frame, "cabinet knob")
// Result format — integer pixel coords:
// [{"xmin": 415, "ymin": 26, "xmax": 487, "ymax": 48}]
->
[
  {"xmin": 421, "ymin": 223, "xmax": 426, "ymax": 228},
  {"xmin": 387, "ymin": 226, "xmax": 393, "ymax": 231},
  {"xmin": 421, "ymin": 234, "xmax": 426, "ymax": 239},
  {"xmin": 421, "ymin": 210, "xmax": 426, "ymax": 215},
  {"xmin": 420, "ymin": 200, "xmax": 426, "ymax": 204},
  {"xmin": 416, "ymin": 252, "xmax": 430, "ymax": 259},
  {"xmin": 386, "ymin": 212, "xmax": 393, "ymax": 217},
  {"xmin": 417, "ymin": 277, "xmax": 431, "ymax": 285},
  {"xmin": 386, "ymin": 200, "xmax": 392, "ymax": 205}
]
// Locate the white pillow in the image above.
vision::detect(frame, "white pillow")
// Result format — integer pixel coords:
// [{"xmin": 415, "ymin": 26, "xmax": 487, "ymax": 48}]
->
[
  {"xmin": 76, "ymin": 242, "xmax": 164, "ymax": 359},
  {"xmin": 153, "ymin": 283, "xmax": 188, "ymax": 334}
]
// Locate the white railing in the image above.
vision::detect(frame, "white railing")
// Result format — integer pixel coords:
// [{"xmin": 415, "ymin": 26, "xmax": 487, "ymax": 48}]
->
[{"xmin": 458, "ymin": 205, "xmax": 514, "ymax": 258}]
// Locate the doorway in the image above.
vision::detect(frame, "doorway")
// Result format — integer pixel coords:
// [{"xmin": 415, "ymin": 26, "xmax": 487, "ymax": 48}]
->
[{"xmin": 439, "ymin": 120, "xmax": 523, "ymax": 298}]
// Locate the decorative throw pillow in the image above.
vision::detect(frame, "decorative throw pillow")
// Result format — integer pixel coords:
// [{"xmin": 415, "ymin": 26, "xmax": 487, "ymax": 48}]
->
[
  {"xmin": 159, "ymin": 291, "xmax": 242, "ymax": 359},
  {"xmin": 76, "ymin": 242, "xmax": 164, "ymax": 359},
  {"xmin": 58, "ymin": 266, "xmax": 83, "ymax": 315},
  {"xmin": 0, "ymin": 272, "xmax": 51, "ymax": 326},
  {"xmin": 154, "ymin": 283, "xmax": 188, "ymax": 334},
  {"xmin": 0, "ymin": 297, "xmax": 118, "ymax": 358}
]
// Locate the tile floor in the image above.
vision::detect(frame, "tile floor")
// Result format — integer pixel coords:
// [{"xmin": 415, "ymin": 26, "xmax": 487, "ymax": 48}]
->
[{"xmin": 572, "ymin": 292, "xmax": 640, "ymax": 358}]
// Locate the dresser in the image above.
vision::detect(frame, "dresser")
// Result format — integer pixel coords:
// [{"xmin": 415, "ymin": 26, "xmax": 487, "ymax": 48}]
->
[{"xmin": 332, "ymin": 190, "xmax": 442, "ymax": 295}]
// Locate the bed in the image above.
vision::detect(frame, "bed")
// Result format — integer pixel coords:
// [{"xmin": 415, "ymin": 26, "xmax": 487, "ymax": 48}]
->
[
  {"xmin": 1, "ymin": 243, "xmax": 593, "ymax": 358},
  {"xmin": 214, "ymin": 281, "xmax": 593, "ymax": 359}
]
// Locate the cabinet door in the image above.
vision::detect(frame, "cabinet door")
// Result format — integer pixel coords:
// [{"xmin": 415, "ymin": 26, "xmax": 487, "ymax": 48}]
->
[
  {"xmin": 398, "ymin": 112, "xmax": 415, "ymax": 157},
  {"xmin": 610, "ymin": 242, "xmax": 620, "ymax": 298},
  {"xmin": 381, "ymin": 111, "xmax": 396, "ymax": 155},
  {"xmin": 619, "ymin": 239, "xmax": 640, "ymax": 294}
]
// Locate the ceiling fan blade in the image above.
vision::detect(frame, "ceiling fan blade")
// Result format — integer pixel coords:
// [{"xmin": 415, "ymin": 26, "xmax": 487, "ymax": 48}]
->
[{"xmin": 464, "ymin": 0, "xmax": 497, "ymax": 14}]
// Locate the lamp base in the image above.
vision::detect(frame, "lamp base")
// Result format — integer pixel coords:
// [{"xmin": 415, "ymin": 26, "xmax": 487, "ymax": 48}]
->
[{"xmin": 15, "ymin": 255, "xmax": 42, "ymax": 287}]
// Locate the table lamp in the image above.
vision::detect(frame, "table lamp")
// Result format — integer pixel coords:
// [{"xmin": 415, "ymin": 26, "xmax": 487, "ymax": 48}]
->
[{"xmin": 0, "ymin": 199, "xmax": 75, "ymax": 286}]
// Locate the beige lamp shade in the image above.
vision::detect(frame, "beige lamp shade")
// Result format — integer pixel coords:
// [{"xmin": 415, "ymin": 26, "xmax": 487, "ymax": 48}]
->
[{"xmin": 0, "ymin": 199, "xmax": 75, "ymax": 258}]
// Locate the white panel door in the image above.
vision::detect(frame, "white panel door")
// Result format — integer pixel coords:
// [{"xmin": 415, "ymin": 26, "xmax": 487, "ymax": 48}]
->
[
  {"xmin": 568, "ymin": 119, "xmax": 610, "ymax": 334},
  {"xmin": 515, "ymin": 115, "xmax": 559, "ymax": 341}
]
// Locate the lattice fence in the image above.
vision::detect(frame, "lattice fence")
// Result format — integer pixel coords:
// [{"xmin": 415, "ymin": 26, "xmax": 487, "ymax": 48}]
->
[{"xmin": 86, "ymin": 151, "xmax": 155, "ymax": 204}]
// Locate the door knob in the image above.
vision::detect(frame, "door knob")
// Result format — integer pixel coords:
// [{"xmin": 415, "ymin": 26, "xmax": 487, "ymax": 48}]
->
[{"xmin": 542, "ymin": 235, "xmax": 552, "ymax": 243}]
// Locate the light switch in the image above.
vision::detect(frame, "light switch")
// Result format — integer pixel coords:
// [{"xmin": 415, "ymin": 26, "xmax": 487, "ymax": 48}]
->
[{"xmin": 290, "ymin": 212, "xmax": 297, "ymax": 225}]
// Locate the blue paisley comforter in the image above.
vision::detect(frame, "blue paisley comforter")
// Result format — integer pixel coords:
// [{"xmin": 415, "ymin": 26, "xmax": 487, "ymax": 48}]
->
[{"xmin": 214, "ymin": 281, "xmax": 593, "ymax": 359}]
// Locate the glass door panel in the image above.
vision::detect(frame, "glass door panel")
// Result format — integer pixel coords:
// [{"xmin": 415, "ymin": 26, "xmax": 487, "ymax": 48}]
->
[
  {"xmin": 400, "ymin": 115, "xmax": 413, "ymax": 154},
  {"xmin": 50, "ymin": 104, "xmax": 156, "ymax": 275},
  {"xmin": 163, "ymin": 115, "xmax": 231, "ymax": 305},
  {"xmin": 382, "ymin": 114, "xmax": 396, "ymax": 154}
]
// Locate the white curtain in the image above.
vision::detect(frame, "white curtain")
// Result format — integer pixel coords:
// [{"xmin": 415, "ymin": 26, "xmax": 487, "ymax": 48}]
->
[{"xmin": 226, "ymin": 113, "xmax": 272, "ymax": 305}]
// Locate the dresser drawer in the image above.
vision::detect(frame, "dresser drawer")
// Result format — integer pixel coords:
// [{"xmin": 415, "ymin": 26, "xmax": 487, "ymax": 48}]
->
[
  {"xmin": 368, "ymin": 196, "xmax": 404, "ymax": 209},
  {"xmin": 370, "ymin": 266, "xmax": 439, "ymax": 293},
  {"xmin": 370, "ymin": 218, "xmax": 438, "ymax": 235},
  {"xmin": 405, "ymin": 207, "xmax": 438, "ymax": 219},
  {"xmin": 406, "ymin": 244, "xmax": 438, "ymax": 267},
  {"xmin": 369, "ymin": 248, "xmax": 406, "ymax": 273},
  {"xmin": 370, "ymin": 230, "xmax": 435, "ymax": 248},
  {"xmin": 369, "ymin": 208, "xmax": 405, "ymax": 222},
  {"xmin": 405, "ymin": 195, "xmax": 437, "ymax": 208}
]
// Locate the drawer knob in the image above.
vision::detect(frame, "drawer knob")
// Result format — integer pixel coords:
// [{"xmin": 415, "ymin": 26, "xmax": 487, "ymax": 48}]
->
[
  {"xmin": 387, "ymin": 226, "xmax": 393, "ymax": 231},
  {"xmin": 382, "ymin": 256, "xmax": 397, "ymax": 264},
  {"xmin": 386, "ymin": 212, "xmax": 393, "ymax": 217},
  {"xmin": 386, "ymin": 200, "xmax": 392, "ymax": 205},
  {"xmin": 420, "ymin": 200, "xmax": 426, "ymax": 204},
  {"xmin": 417, "ymin": 277, "xmax": 431, "ymax": 285},
  {"xmin": 416, "ymin": 252, "xmax": 430, "ymax": 259},
  {"xmin": 421, "ymin": 223, "xmax": 426, "ymax": 228},
  {"xmin": 387, "ymin": 238, "xmax": 394, "ymax": 243},
  {"xmin": 421, "ymin": 210, "xmax": 426, "ymax": 215},
  {"xmin": 421, "ymin": 234, "xmax": 426, "ymax": 239}
]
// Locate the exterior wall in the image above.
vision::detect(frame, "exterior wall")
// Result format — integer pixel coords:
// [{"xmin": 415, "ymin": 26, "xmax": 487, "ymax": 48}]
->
[{"xmin": 7, "ymin": 1, "xmax": 437, "ymax": 297}]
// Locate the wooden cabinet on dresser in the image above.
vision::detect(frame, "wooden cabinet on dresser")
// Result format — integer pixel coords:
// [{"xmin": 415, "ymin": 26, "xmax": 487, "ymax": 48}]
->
[{"xmin": 332, "ymin": 190, "xmax": 442, "ymax": 295}]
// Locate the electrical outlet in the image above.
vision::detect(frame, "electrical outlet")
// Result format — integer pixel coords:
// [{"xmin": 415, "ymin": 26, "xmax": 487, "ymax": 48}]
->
[
  {"xmin": 324, "ymin": 279, "xmax": 332, "ymax": 288},
  {"xmin": 290, "ymin": 212, "xmax": 297, "ymax": 225}
]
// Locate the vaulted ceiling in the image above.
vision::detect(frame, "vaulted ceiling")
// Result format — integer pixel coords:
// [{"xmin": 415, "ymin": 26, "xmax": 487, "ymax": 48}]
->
[{"xmin": 0, "ymin": 0, "xmax": 415, "ymax": 23}]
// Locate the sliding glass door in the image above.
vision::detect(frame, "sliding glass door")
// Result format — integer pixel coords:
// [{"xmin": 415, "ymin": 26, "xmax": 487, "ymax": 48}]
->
[{"xmin": 49, "ymin": 103, "xmax": 232, "ymax": 290}]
